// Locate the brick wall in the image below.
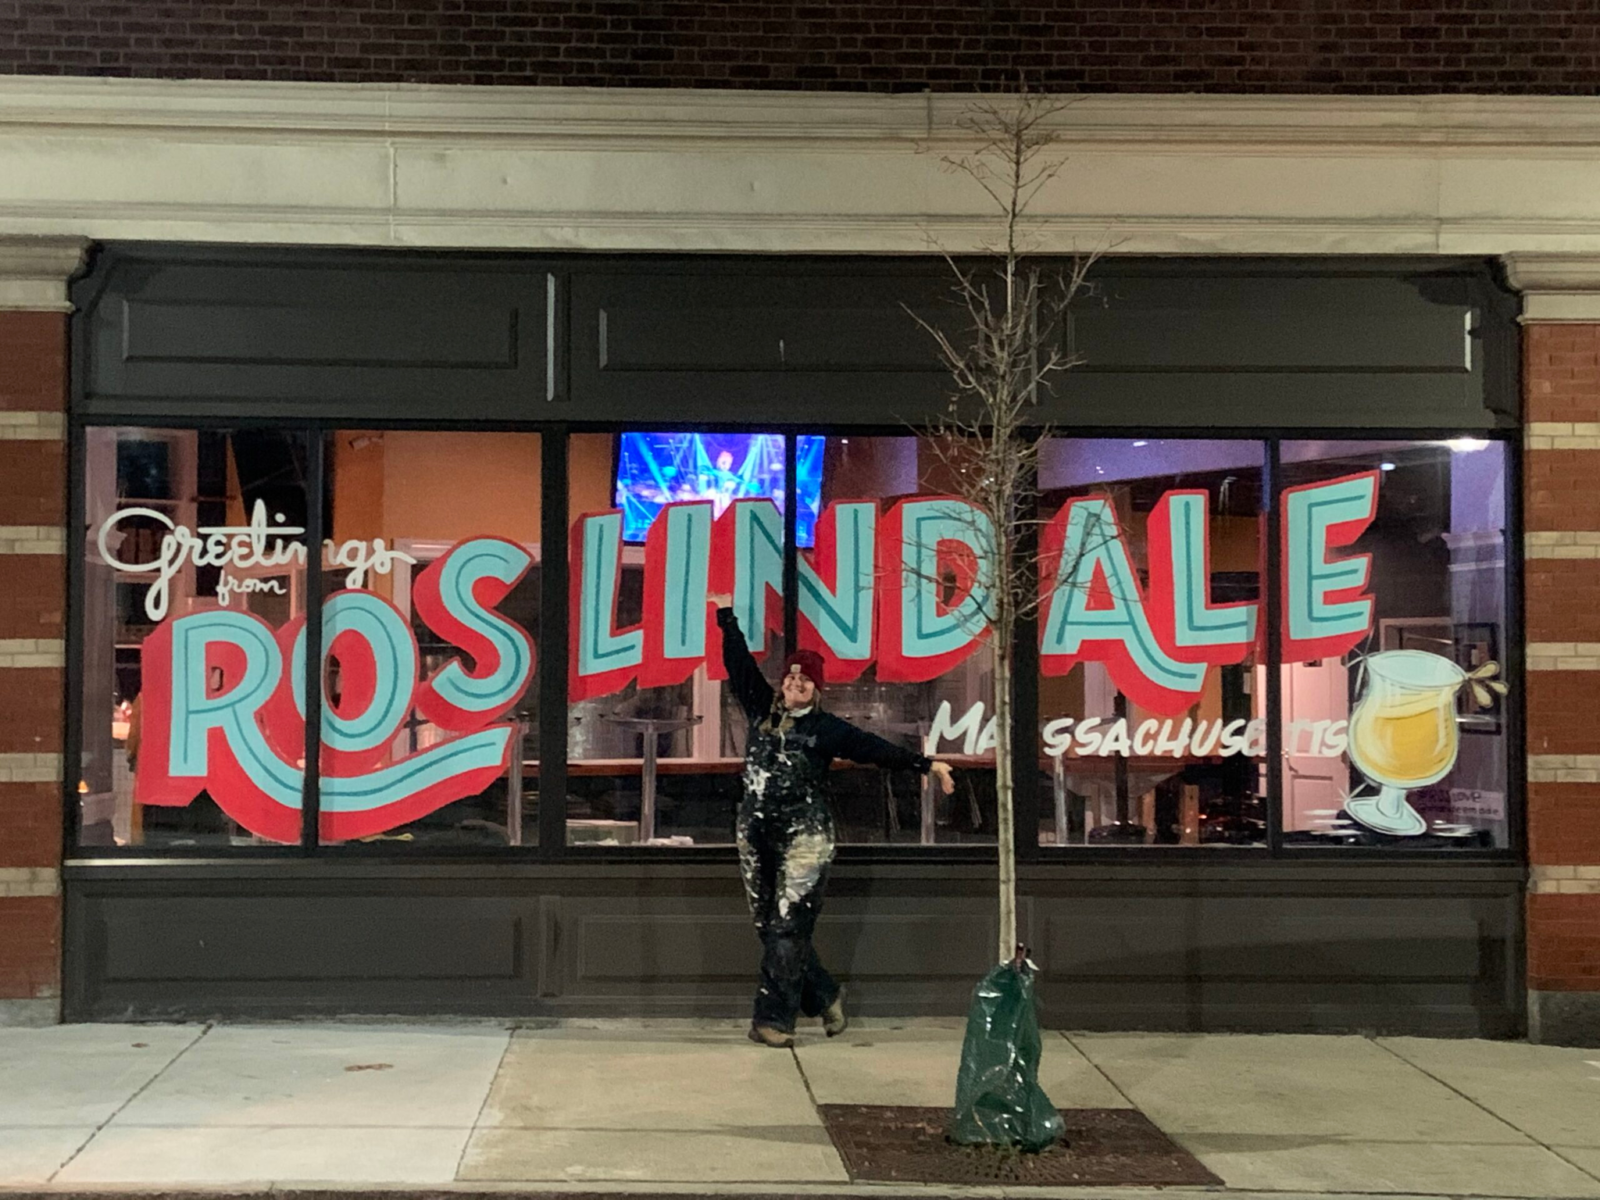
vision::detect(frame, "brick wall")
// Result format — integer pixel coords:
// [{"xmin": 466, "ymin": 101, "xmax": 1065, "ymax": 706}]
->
[
  {"xmin": 3, "ymin": 1, "xmax": 1600, "ymax": 93},
  {"xmin": 0, "ymin": 305, "xmax": 67, "ymax": 1025},
  {"xmin": 1522, "ymin": 323, "xmax": 1600, "ymax": 1042}
]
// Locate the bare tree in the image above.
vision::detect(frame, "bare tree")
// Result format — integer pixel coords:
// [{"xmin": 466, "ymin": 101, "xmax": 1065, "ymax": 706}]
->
[{"xmin": 909, "ymin": 91, "xmax": 1105, "ymax": 962}]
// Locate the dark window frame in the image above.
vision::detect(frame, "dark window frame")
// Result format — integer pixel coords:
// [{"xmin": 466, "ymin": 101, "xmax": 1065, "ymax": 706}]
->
[{"xmin": 64, "ymin": 419, "xmax": 1524, "ymax": 867}]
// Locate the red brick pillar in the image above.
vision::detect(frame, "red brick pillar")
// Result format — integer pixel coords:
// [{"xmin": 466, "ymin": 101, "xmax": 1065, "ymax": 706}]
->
[
  {"xmin": 1507, "ymin": 255, "xmax": 1600, "ymax": 1045},
  {"xmin": 0, "ymin": 237, "xmax": 87, "ymax": 1026}
]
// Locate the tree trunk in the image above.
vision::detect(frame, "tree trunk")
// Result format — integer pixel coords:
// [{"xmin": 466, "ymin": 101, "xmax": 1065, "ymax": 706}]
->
[{"xmin": 992, "ymin": 629, "xmax": 1017, "ymax": 961}]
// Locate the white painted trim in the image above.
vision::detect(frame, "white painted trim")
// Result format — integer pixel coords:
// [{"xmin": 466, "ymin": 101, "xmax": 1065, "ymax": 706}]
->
[
  {"xmin": 0, "ymin": 868, "xmax": 59, "ymax": 898},
  {"xmin": 0, "ymin": 753, "xmax": 61, "ymax": 784},
  {"xmin": 1505, "ymin": 253, "xmax": 1600, "ymax": 321},
  {"xmin": 6, "ymin": 80, "xmax": 1600, "ymax": 256},
  {"xmin": 0, "ymin": 639, "xmax": 64, "ymax": 669},
  {"xmin": 1529, "ymin": 754, "xmax": 1600, "ymax": 783},
  {"xmin": 1529, "ymin": 866, "xmax": 1600, "ymax": 894},
  {"xmin": 0, "ymin": 235, "xmax": 90, "ymax": 312},
  {"xmin": 1526, "ymin": 532, "xmax": 1600, "ymax": 559},
  {"xmin": 1527, "ymin": 643, "xmax": 1600, "ymax": 670},
  {"xmin": 0, "ymin": 527, "xmax": 64, "ymax": 556},
  {"xmin": 0, "ymin": 412, "xmax": 64, "ymax": 441},
  {"xmin": 17, "ymin": 80, "xmax": 1600, "ymax": 146}
]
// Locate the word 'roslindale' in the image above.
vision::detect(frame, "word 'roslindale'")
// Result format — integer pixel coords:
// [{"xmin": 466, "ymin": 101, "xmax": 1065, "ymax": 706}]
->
[{"xmin": 105, "ymin": 472, "xmax": 1378, "ymax": 844}]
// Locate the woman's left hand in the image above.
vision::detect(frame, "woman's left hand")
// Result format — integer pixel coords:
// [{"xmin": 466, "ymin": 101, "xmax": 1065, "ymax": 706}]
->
[{"xmin": 928, "ymin": 761, "xmax": 956, "ymax": 795}]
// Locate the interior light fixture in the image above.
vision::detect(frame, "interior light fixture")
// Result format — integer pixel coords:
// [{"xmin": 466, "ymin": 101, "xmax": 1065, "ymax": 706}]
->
[
  {"xmin": 1446, "ymin": 437, "xmax": 1490, "ymax": 453},
  {"xmin": 1380, "ymin": 461, "xmax": 1396, "ymax": 472}
]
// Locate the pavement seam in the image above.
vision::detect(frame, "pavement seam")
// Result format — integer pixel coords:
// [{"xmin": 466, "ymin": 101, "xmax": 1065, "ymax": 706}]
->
[
  {"xmin": 791, "ymin": 1043, "xmax": 823, "ymax": 1111},
  {"xmin": 46, "ymin": 1021, "xmax": 216, "ymax": 1184},
  {"xmin": 1367, "ymin": 1036, "xmax": 1600, "ymax": 1189},
  {"xmin": 1056, "ymin": 1031, "xmax": 1138, "ymax": 1110},
  {"xmin": 789, "ymin": 1041, "xmax": 854, "ymax": 1185},
  {"xmin": 454, "ymin": 1025, "xmax": 518, "ymax": 1183}
]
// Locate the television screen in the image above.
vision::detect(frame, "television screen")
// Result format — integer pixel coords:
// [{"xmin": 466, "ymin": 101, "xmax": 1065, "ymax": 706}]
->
[{"xmin": 615, "ymin": 433, "xmax": 824, "ymax": 546}]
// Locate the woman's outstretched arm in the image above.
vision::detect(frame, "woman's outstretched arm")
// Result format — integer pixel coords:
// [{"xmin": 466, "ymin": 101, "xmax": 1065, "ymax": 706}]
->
[
  {"xmin": 818, "ymin": 715, "xmax": 956, "ymax": 794},
  {"xmin": 712, "ymin": 602, "xmax": 774, "ymax": 721}
]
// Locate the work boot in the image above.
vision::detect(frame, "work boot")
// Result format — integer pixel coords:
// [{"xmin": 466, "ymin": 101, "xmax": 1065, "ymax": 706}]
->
[
  {"xmin": 822, "ymin": 987, "xmax": 848, "ymax": 1037},
  {"xmin": 748, "ymin": 1023, "xmax": 794, "ymax": 1049}
]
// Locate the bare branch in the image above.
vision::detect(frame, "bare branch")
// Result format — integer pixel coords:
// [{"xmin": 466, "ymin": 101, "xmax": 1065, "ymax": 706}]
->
[{"xmin": 905, "ymin": 85, "xmax": 1116, "ymax": 964}]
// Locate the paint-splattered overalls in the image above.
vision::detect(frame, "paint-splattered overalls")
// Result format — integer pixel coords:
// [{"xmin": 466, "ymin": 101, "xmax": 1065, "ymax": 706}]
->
[{"xmin": 717, "ymin": 608, "xmax": 931, "ymax": 1034}]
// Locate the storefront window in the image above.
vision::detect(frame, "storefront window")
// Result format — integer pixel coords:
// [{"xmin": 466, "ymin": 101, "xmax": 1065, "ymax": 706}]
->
[
  {"xmin": 563, "ymin": 432, "xmax": 984, "ymax": 845},
  {"xmin": 1034, "ymin": 440, "xmax": 1268, "ymax": 847},
  {"xmin": 1278, "ymin": 440, "xmax": 1511, "ymax": 848},
  {"xmin": 78, "ymin": 427, "xmax": 311, "ymax": 848},
  {"xmin": 72, "ymin": 425, "xmax": 1517, "ymax": 857},
  {"xmin": 316, "ymin": 431, "xmax": 541, "ymax": 847},
  {"xmin": 565, "ymin": 432, "xmax": 764, "ymax": 846},
  {"xmin": 811, "ymin": 435, "xmax": 994, "ymax": 844}
]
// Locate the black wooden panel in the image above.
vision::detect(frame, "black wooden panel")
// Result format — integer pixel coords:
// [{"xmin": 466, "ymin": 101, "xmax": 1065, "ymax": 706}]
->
[
  {"xmin": 594, "ymin": 288, "xmax": 950, "ymax": 373},
  {"xmin": 1040, "ymin": 898, "xmax": 1482, "ymax": 981},
  {"xmin": 101, "ymin": 897, "xmax": 522, "ymax": 982},
  {"xmin": 66, "ymin": 884, "xmax": 543, "ymax": 1019},
  {"xmin": 567, "ymin": 265, "xmax": 953, "ymax": 426},
  {"xmin": 122, "ymin": 300, "xmax": 516, "ymax": 369},
  {"xmin": 1029, "ymin": 884, "xmax": 1520, "ymax": 1037},
  {"xmin": 62, "ymin": 863, "xmax": 1522, "ymax": 1034},
  {"xmin": 569, "ymin": 908, "xmax": 757, "ymax": 984},
  {"xmin": 75, "ymin": 246, "xmax": 548, "ymax": 422},
  {"xmin": 816, "ymin": 906, "xmax": 997, "ymax": 982},
  {"xmin": 566, "ymin": 259, "xmax": 1509, "ymax": 430},
  {"xmin": 73, "ymin": 249, "xmax": 1515, "ymax": 430},
  {"xmin": 1044, "ymin": 371, "xmax": 1489, "ymax": 429},
  {"xmin": 1068, "ymin": 277, "xmax": 1471, "ymax": 372}
]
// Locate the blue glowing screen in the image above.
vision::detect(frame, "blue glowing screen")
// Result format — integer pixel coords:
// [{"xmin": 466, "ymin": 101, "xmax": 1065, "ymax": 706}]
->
[{"xmin": 615, "ymin": 433, "xmax": 823, "ymax": 546}]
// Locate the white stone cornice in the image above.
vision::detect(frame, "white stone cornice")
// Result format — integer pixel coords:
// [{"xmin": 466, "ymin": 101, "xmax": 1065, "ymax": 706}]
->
[
  {"xmin": 9, "ymin": 80, "xmax": 1600, "ymax": 148},
  {"xmin": 1504, "ymin": 252, "xmax": 1600, "ymax": 322},
  {"xmin": 7, "ymin": 80, "xmax": 1600, "ymax": 253},
  {"xmin": 0, "ymin": 235, "xmax": 91, "ymax": 312}
]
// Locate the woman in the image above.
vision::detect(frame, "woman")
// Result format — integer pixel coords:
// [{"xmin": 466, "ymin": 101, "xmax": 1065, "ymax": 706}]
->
[{"xmin": 710, "ymin": 597, "xmax": 956, "ymax": 1048}]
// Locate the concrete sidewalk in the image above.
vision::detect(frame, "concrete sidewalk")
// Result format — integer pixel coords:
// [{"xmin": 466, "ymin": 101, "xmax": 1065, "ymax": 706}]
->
[{"xmin": 1, "ymin": 1019, "xmax": 1598, "ymax": 1197}]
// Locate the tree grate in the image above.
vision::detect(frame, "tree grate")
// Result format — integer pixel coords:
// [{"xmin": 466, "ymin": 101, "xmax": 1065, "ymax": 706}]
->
[{"xmin": 816, "ymin": 1104, "xmax": 1223, "ymax": 1187}]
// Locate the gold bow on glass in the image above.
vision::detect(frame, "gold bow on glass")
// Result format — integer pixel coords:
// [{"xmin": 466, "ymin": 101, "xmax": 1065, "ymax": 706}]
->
[{"xmin": 1467, "ymin": 660, "xmax": 1510, "ymax": 708}]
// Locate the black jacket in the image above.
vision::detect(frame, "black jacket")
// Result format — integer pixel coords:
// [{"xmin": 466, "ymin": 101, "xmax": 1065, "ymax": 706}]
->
[{"xmin": 717, "ymin": 607, "xmax": 932, "ymax": 776}]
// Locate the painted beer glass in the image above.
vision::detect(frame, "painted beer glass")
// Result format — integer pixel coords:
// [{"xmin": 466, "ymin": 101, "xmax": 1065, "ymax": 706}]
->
[{"xmin": 1279, "ymin": 440, "xmax": 1512, "ymax": 847}]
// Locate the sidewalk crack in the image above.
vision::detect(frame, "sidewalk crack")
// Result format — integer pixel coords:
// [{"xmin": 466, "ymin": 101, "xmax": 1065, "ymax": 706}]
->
[
  {"xmin": 454, "ymin": 1024, "xmax": 516, "ymax": 1182},
  {"xmin": 1369, "ymin": 1035, "xmax": 1600, "ymax": 1187},
  {"xmin": 790, "ymin": 1042, "xmax": 822, "ymax": 1110},
  {"xmin": 1059, "ymin": 1030, "xmax": 1139, "ymax": 1109},
  {"xmin": 48, "ymin": 1021, "xmax": 215, "ymax": 1183},
  {"xmin": 788, "ymin": 1043, "xmax": 849, "ymax": 1181}
]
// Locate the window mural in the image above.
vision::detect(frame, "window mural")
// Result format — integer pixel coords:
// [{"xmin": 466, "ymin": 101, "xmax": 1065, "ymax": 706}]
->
[
  {"xmin": 80, "ymin": 428, "xmax": 313, "ymax": 848},
  {"xmin": 1278, "ymin": 440, "xmax": 1512, "ymax": 848},
  {"xmin": 78, "ymin": 430, "xmax": 1513, "ymax": 851}
]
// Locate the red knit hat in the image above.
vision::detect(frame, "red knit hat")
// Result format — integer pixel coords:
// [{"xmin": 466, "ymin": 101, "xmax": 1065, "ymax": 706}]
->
[{"xmin": 783, "ymin": 648, "xmax": 826, "ymax": 688}]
